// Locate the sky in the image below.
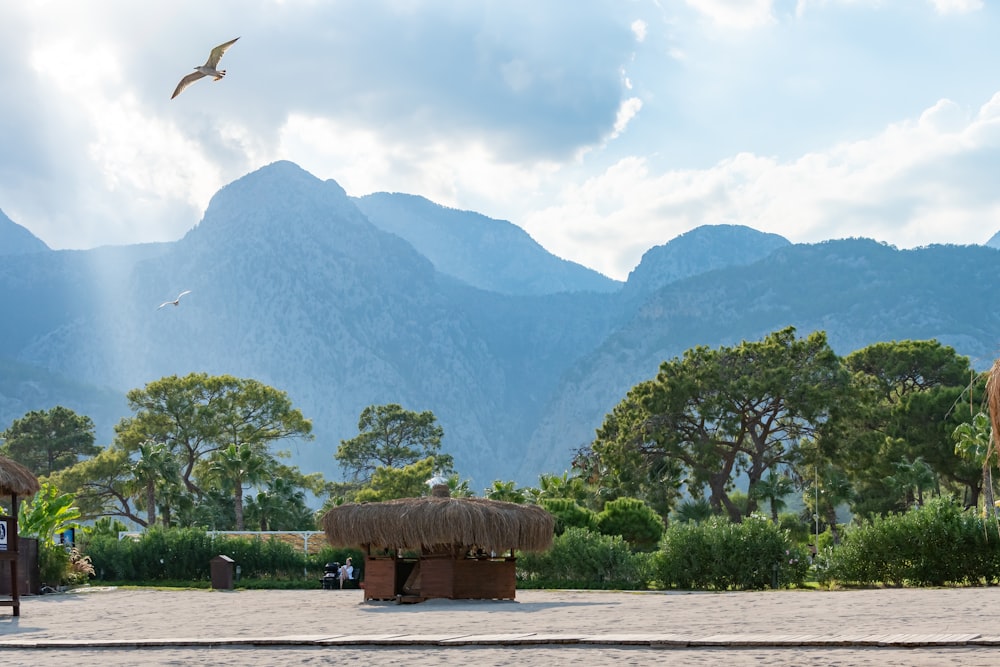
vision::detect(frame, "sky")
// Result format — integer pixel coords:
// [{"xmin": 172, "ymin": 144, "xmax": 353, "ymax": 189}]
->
[{"xmin": 1, "ymin": 0, "xmax": 998, "ymax": 281}]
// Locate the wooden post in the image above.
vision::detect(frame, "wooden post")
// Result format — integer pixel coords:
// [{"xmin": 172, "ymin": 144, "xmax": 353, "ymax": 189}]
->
[{"xmin": 0, "ymin": 494, "xmax": 21, "ymax": 615}]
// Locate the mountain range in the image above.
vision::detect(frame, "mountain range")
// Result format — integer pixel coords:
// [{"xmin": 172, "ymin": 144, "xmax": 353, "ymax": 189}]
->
[{"xmin": 3, "ymin": 160, "xmax": 1000, "ymax": 490}]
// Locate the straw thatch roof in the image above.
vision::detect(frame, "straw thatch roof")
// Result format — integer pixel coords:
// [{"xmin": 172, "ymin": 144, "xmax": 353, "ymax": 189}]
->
[
  {"xmin": 321, "ymin": 494, "xmax": 555, "ymax": 553},
  {"xmin": 0, "ymin": 456, "xmax": 40, "ymax": 497}
]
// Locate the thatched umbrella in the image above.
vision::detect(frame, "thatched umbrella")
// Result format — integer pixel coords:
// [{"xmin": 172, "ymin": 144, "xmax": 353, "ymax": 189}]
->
[
  {"xmin": 0, "ymin": 456, "xmax": 39, "ymax": 617},
  {"xmin": 321, "ymin": 487, "xmax": 554, "ymax": 554},
  {"xmin": 0, "ymin": 456, "xmax": 40, "ymax": 505}
]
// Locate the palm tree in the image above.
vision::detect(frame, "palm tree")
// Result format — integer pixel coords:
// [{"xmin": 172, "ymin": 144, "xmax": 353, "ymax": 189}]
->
[
  {"xmin": 953, "ymin": 412, "xmax": 994, "ymax": 517},
  {"xmin": 208, "ymin": 444, "xmax": 271, "ymax": 530},
  {"xmin": 810, "ymin": 465, "xmax": 854, "ymax": 545},
  {"xmin": 751, "ymin": 471, "xmax": 795, "ymax": 523},
  {"xmin": 131, "ymin": 441, "xmax": 180, "ymax": 527},
  {"xmin": 445, "ymin": 473, "xmax": 474, "ymax": 498},
  {"xmin": 886, "ymin": 456, "xmax": 936, "ymax": 507},
  {"xmin": 672, "ymin": 498, "xmax": 714, "ymax": 524},
  {"xmin": 483, "ymin": 480, "xmax": 527, "ymax": 503},
  {"xmin": 535, "ymin": 471, "xmax": 592, "ymax": 504},
  {"xmin": 246, "ymin": 477, "xmax": 311, "ymax": 530}
]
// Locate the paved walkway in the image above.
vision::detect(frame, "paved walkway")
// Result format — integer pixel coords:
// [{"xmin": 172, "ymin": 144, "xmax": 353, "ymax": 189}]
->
[{"xmin": 2, "ymin": 587, "xmax": 1000, "ymax": 666}]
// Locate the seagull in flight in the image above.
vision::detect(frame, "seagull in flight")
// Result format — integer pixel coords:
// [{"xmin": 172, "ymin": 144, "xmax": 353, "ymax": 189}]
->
[
  {"xmin": 158, "ymin": 291, "xmax": 192, "ymax": 309},
  {"xmin": 171, "ymin": 37, "xmax": 240, "ymax": 99}
]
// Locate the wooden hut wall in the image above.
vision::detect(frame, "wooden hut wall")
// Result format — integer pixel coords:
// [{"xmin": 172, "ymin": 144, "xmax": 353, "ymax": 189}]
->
[
  {"xmin": 453, "ymin": 559, "xmax": 515, "ymax": 600},
  {"xmin": 362, "ymin": 557, "xmax": 396, "ymax": 601},
  {"xmin": 419, "ymin": 555, "xmax": 454, "ymax": 599}
]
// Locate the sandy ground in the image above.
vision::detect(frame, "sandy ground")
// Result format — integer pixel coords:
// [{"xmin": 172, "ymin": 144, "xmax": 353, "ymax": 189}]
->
[{"xmin": 1, "ymin": 587, "xmax": 999, "ymax": 666}]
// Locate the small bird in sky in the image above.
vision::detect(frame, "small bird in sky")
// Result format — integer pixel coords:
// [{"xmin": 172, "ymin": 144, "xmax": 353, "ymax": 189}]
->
[
  {"xmin": 158, "ymin": 290, "xmax": 192, "ymax": 309},
  {"xmin": 171, "ymin": 37, "xmax": 240, "ymax": 99}
]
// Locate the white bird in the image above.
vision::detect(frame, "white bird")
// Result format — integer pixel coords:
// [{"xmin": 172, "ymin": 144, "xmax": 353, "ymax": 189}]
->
[
  {"xmin": 171, "ymin": 37, "xmax": 240, "ymax": 99},
  {"xmin": 158, "ymin": 290, "xmax": 192, "ymax": 309}
]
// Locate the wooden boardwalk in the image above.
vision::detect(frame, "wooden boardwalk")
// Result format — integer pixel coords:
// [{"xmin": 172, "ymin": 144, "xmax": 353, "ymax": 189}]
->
[{"xmin": 0, "ymin": 631, "xmax": 995, "ymax": 650}]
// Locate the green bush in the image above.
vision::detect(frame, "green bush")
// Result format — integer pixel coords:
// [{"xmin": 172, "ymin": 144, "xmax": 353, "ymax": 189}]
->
[
  {"xmin": 540, "ymin": 498, "xmax": 598, "ymax": 535},
  {"xmin": 829, "ymin": 496, "xmax": 997, "ymax": 586},
  {"xmin": 38, "ymin": 542, "xmax": 71, "ymax": 587},
  {"xmin": 517, "ymin": 527, "xmax": 650, "ymax": 589},
  {"xmin": 655, "ymin": 513, "xmax": 808, "ymax": 590},
  {"xmin": 83, "ymin": 528, "xmax": 367, "ymax": 585},
  {"xmin": 596, "ymin": 497, "xmax": 664, "ymax": 552}
]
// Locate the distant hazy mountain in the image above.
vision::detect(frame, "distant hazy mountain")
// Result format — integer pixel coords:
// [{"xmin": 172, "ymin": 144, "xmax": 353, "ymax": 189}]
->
[
  {"xmin": 3, "ymin": 161, "xmax": 999, "ymax": 492},
  {"xmin": 0, "ymin": 208, "xmax": 49, "ymax": 255},
  {"xmin": 987, "ymin": 230, "xmax": 1000, "ymax": 249},
  {"xmin": 623, "ymin": 224, "xmax": 790, "ymax": 300},
  {"xmin": 519, "ymin": 239, "xmax": 1000, "ymax": 478},
  {"xmin": 354, "ymin": 192, "xmax": 620, "ymax": 295}
]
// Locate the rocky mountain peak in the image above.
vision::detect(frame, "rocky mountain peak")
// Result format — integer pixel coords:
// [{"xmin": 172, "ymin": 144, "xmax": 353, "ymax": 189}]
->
[{"xmin": 0, "ymin": 208, "xmax": 50, "ymax": 256}]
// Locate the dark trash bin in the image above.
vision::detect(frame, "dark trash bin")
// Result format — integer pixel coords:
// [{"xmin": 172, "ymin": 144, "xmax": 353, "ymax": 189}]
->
[{"xmin": 210, "ymin": 554, "xmax": 235, "ymax": 590}]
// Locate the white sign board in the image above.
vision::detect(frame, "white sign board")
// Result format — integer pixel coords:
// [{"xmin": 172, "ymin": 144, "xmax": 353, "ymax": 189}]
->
[{"xmin": 0, "ymin": 520, "xmax": 7, "ymax": 551}]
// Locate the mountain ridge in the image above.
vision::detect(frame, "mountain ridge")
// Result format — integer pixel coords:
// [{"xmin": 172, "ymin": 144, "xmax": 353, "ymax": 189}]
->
[{"xmin": 3, "ymin": 161, "xmax": 999, "ymax": 490}]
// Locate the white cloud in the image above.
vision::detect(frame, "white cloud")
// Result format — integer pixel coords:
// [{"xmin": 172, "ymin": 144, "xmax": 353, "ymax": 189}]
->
[
  {"xmin": 522, "ymin": 94, "xmax": 1000, "ymax": 280},
  {"xmin": 611, "ymin": 97, "xmax": 643, "ymax": 139},
  {"xmin": 631, "ymin": 19, "xmax": 648, "ymax": 42},
  {"xmin": 928, "ymin": 0, "xmax": 983, "ymax": 15},
  {"xmin": 683, "ymin": 0, "xmax": 776, "ymax": 29},
  {"xmin": 276, "ymin": 113, "xmax": 560, "ymax": 214}
]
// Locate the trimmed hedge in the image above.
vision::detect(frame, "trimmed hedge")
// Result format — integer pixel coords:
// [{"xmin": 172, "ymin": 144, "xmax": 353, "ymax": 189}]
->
[
  {"xmin": 517, "ymin": 527, "xmax": 651, "ymax": 589},
  {"xmin": 655, "ymin": 514, "xmax": 808, "ymax": 590},
  {"xmin": 84, "ymin": 527, "xmax": 362, "ymax": 583},
  {"xmin": 828, "ymin": 496, "xmax": 999, "ymax": 586}
]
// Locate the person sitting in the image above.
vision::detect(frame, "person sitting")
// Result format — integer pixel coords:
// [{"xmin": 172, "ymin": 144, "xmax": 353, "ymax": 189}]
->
[{"xmin": 339, "ymin": 557, "xmax": 354, "ymax": 587}]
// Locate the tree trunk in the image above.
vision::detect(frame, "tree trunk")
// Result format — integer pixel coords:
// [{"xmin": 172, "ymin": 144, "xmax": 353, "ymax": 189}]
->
[
  {"xmin": 234, "ymin": 480, "xmax": 245, "ymax": 531},
  {"xmin": 825, "ymin": 506, "xmax": 841, "ymax": 545},
  {"xmin": 146, "ymin": 481, "xmax": 156, "ymax": 526}
]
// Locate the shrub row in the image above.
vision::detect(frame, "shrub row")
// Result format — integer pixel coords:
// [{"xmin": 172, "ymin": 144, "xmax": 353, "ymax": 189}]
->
[
  {"xmin": 84, "ymin": 528, "xmax": 362, "ymax": 583},
  {"xmin": 517, "ymin": 527, "xmax": 652, "ymax": 589},
  {"xmin": 518, "ymin": 514, "xmax": 805, "ymax": 591},
  {"xmin": 655, "ymin": 514, "xmax": 809, "ymax": 590},
  {"xmin": 825, "ymin": 496, "xmax": 1000, "ymax": 586}
]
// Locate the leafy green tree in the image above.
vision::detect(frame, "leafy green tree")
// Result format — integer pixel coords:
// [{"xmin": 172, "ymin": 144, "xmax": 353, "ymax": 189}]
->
[
  {"xmin": 336, "ymin": 403, "xmax": 450, "ymax": 482},
  {"xmin": 46, "ymin": 447, "xmax": 147, "ymax": 525},
  {"xmin": 833, "ymin": 340, "xmax": 981, "ymax": 515},
  {"xmin": 354, "ymin": 457, "xmax": 436, "ymax": 502},
  {"xmin": 592, "ymin": 327, "xmax": 850, "ymax": 522},
  {"xmin": 540, "ymin": 498, "xmax": 598, "ymax": 535},
  {"xmin": 115, "ymin": 373, "xmax": 313, "ymax": 496},
  {"xmin": 596, "ymin": 497, "xmax": 665, "ymax": 552},
  {"xmin": 1, "ymin": 406, "xmax": 99, "ymax": 476}
]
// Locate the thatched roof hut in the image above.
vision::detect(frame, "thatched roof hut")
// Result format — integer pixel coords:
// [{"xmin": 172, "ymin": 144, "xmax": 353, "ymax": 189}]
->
[
  {"xmin": 0, "ymin": 456, "xmax": 40, "ymax": 499},
  {"xmin": 321, "ymin": 491, "xmax": 554, "ymax": 554},
  {"xmin": 322, "ymin": 486, "xmax": 554, "ymax": 602}
]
